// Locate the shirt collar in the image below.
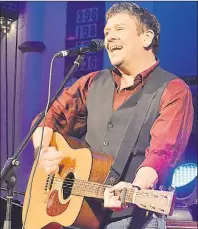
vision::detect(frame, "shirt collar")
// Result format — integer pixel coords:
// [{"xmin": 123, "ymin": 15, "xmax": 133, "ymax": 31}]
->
[{"xmin": 111, "ymin": 59, "xmax": 160, "ymax": 90}]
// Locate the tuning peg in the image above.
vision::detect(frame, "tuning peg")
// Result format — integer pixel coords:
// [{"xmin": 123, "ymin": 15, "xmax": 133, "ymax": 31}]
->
[
  {"xmin": 160, "ymin": 193, "xmax": 168, "ymax": 198},
  {"xmin": 159, "ymin": 185, "xmax": 166, "ymax": 191},
  {"xmin": 168, "ymin": 186, "xmax": 175, "ymax": 192},
  {"xmin": 149, "ymin": 205, "xmax": 156, "ymax": 210},
  {"xmin": 140, "ymin": 204, "xmax": 147, "ymax": 208},
  {"xmin": 159, "ymin": 208, "xmax": 165, "ymax": 212}
]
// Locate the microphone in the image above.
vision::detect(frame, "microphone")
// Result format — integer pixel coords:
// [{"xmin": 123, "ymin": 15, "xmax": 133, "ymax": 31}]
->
[{"xmin": 54, "ymin": 39, "xmax": 104, "ymax": 58}]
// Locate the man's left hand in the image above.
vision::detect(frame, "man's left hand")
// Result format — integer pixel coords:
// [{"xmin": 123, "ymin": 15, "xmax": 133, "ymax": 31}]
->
[{"xmin": 104, "ymin": 181, "xmax": 133, "ymax": 211}]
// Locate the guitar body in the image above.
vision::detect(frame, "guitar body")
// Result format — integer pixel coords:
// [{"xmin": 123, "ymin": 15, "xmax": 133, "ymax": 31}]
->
[
  {"xmin": 23, "ymin": 132, "xmax": 175, "ymax": 229},
  {"xmin": 22, "ymin": 133, "xmax": 114, "ymax": 229}
]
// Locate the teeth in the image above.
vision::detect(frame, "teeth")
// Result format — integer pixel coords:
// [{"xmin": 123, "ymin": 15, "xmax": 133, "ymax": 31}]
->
[{"xmin": 110, "ymin": 46, "xmax": 122, "ymax": 52}]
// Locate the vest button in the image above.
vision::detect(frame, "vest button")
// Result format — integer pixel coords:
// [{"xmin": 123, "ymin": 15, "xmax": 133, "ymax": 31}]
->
[
  {"xmin": 109, "ymin": 177, "xmax": 116, "ymax": 185},
  {"xmin": 103, "ymin": 141, "xmax": 109, "ymax": 146},
  {"xmin": 108, "ymin": 123, "xmax": 113, "ymax": 128}
]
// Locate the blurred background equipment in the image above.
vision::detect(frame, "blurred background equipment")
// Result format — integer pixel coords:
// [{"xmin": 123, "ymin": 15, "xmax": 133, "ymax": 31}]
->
[
  {"xmin": 0, "ymin": 196, "xmax": 22, "ymax": 229},
  {"xmin": 172, "ymin": 162, "xmax": 197, "ymax": 208},
  {"xmin": 166, "ymin": 162, "xmax": 197, "ymax": 229}
]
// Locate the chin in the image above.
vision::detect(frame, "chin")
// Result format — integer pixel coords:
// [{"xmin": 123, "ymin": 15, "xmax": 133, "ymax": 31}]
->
[{"xmin": 110, "ymin": 59, "xmax": 123, "ymax": 67}]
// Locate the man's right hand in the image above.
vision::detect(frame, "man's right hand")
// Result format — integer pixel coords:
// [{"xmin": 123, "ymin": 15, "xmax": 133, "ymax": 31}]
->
[{"xmin": 37, "ymin": 146, "xmax": 66, "ymax": 174}]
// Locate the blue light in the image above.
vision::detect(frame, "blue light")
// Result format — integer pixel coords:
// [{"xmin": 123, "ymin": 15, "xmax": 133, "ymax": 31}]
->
[{"xmin": 172, "ymin": 163, "xmax": 197, "ymax": 187}]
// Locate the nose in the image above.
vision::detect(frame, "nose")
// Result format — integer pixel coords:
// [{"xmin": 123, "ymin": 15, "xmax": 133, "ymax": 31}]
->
[
  {"xmin": 106, "ymin": 29, "xmax": 117, "ymax": 41},
  {"xmin": 105, "ymin": 30, "xmax": 118, "ymax": 50}
]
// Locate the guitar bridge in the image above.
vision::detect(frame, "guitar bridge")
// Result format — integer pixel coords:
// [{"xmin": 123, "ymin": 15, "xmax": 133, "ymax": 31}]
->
[{"xmin": 44, "ymin": 175, "xmax": 55, "ymax": 203}]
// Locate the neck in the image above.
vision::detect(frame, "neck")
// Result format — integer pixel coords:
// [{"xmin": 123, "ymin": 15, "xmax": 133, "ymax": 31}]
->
[
  {"xmin": 72, "ymin": 178, "xmax": 137, "ymax": 203},
  {"xmin": 118, "ymin": 53, "xmax": 156, "ymax": 79}
]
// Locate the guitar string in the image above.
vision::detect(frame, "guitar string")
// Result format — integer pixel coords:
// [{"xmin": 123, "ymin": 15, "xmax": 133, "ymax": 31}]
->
[
  {"xmin": 48, "ymin": 176, "xmax": 134, "ymax": 191},
  {"xmin": 44, "ymin": 179, "xmax": 145, "ymax": 198},
  {"xmin": 43, "ymin": 183, "xmax": 167, "ymax": 206},
  {"xmin": 47, "ymin": 176, "xmax": 112, "ymax": 187},
  {"xmin": 46, "ymin": 176, "xmax": 147, "ymax": 193},
  {"xmin": 45, "ymin": 185, "xmax": 139, "ymax": 200},
  {"xmin": 43, "ymin": 187, "xmax": 149, "ymax": 203},
  {"xmin": 49, "ymin": 176, "xmax": 165, "ymax": 193},
  {"xmin": 46, "ymin": 176, "xmax": 133, "ymax": 191},
  {"xmin": 53, "ymin": 185, "xmax": 136, "ymax": 197},
  {"xmin": 43, "ymin": 182, "xmax": 168, "ymax": 210},
  {"xmin": 44, "ymin": 177, "xmax": 168, "ymax": 199},
  {"xmin": 46, "ymin": 177, "xmax": 126, "ymax": 191},
  {"xmin": 43, "ymin": 179, "xmax": 169, "ymax": 209},
  {"xmin": 49, "ymin": 180, "xmax": 117, "ymax": 190},
  {"xmin": 47, "ymin": 176, "xmax": 169, "ymax": 194}
]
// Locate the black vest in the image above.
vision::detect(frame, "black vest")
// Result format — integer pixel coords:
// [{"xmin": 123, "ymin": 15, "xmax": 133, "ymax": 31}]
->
[{"xmin": 85, "ymin": 66, "xmax": 177, "ymax": 219}]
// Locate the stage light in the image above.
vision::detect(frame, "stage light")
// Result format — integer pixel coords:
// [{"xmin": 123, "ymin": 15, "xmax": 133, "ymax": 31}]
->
[
  {"xmin": 7, "ymin": 19, "xmax": 12, "ymax": 25},
  {"xmin": 171, "ymin": 163, "xmax": 197, "ymax": 207},
  {"xmin": 0, "ymin": 2, "xmax": 22, "ymax": 35},
  {"xmin": 0, "ymin": 18, "xmax": 12, "ymax": 34},
  {"xmin": 167, "ymin": 163, "xmax": 197, "ymax": 222},
  {"xmin": 172, "ymin": 163, "xmax": 197, "ymax": 188},
  {"xmin": 0, "ymin": 19, "xmax": 3, "ymax": 25}
]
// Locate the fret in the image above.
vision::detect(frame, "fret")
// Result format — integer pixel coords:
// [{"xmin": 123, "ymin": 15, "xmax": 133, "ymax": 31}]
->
[
  {"xmin": 71, "ymin": 179, "xmax": 137, "ymax": 202},
  {"xmin": 125, "ymin": 190, "xmax": 134, "ymax": 203},
  {"xmin": 72, "ymin": 180, "xmax": 105, "ymax": 199}
]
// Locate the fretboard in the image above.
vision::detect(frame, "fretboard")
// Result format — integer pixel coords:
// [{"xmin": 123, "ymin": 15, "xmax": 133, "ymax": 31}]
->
[{"xmin": 72, "ymin": 179, "xmax": 134, "ymax": 203}]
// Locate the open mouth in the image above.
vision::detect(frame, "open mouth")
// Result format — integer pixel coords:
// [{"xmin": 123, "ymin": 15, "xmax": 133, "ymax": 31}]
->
[{"xmin": 109, "ymin": 45, "xmax": 123, "ymax": 53}]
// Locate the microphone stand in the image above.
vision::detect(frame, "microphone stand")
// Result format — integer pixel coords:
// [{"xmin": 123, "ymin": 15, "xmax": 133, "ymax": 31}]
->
[
  {"xmin": 2, "ymin": 170, "xmax": 17, "ymax": 229},
  {"xmin": 0, "ymin": 54, "xmax": 84, "ymax": 229},
  {"xmin": 0, "ymin": 187, "xmax": 25, "ymax": 196}
]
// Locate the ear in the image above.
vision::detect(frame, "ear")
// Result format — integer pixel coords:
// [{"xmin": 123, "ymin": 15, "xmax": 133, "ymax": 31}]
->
[{"xmin": 142, "ymin": 30, "xmax": 155, "ymax": 48}]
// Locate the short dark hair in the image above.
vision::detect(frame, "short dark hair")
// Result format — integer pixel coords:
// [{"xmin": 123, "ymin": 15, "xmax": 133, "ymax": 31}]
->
[{"xmin": 106, "ymin": 2, "xmax": 160, "ymax": 54}]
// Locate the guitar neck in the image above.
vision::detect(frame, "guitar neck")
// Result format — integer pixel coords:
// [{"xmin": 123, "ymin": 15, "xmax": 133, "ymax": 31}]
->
[
  {"xmin": 72, "ymin": 179, "xmax": 175, "ymax": 215},
  {"xmin": 72, "ymin": 179, "xmax": 108, "ymax": 199},
  {"xmin": 72, "ymin": 179, "xmax": 136, "ymax": 203}
]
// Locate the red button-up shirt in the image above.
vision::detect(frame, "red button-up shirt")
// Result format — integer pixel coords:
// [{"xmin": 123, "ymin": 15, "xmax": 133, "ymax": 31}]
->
[{"xmin": 33, "ymin": 61, "xmax": 194, "ymax": 183}]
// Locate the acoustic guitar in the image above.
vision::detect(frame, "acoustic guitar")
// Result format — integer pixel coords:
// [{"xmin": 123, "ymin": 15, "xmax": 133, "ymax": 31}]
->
[{"xmin": 22, "ymin": 132, "xmax": 175, "ymax": 229}]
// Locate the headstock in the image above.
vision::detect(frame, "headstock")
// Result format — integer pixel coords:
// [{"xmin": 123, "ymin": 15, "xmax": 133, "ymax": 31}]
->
[{"xmin": 127, "ymin": 188, "xmax": 175, "ymax": 215}]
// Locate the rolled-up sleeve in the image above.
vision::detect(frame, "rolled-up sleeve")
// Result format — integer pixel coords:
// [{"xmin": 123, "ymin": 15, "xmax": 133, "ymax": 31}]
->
[
  {"xmin": 138, "ymin": 78, "xmax": 194, "ymax": 183},
  {"xmin": 31, "ymin": 71, "xmax": 99, "ymax": 139}
]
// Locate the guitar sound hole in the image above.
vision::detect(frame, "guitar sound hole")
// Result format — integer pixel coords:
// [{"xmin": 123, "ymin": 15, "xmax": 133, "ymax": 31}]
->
[{"xmin": 62, "ymin": 172, "xmax": 74, "ymax": 199}]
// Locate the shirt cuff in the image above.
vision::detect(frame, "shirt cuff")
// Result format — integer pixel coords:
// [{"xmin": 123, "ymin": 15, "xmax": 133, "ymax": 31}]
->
[{"xmin": 137, "ymin": 152, "xmax": 173, "ymax": 184}]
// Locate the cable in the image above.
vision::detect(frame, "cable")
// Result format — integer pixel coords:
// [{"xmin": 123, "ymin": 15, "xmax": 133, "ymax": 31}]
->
[
  {"xmin": 5, "ymin": 25, "xmax": 9, "ymax": 159},
  {"xmin": 12, "ymin": 4, "xmax": 19, "ymax": 155},
  {"xmin": 22, "ymin": 55, "xmax": 56, "ymax": 229},
  {"xmin": 0, "ymin": 23, "xmax": 2, "ymax": 159}
]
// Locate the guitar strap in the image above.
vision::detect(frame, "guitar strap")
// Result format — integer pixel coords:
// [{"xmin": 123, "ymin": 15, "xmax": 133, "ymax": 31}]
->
[{"xmin": 104, "ymin": 67, "xmax": 168, "ymax": 186}]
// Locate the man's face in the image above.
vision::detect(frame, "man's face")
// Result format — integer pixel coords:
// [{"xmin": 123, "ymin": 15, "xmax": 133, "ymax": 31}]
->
[{"xmin": 104, "ymin": 13, "xmax": 144, "ymax": 69}]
